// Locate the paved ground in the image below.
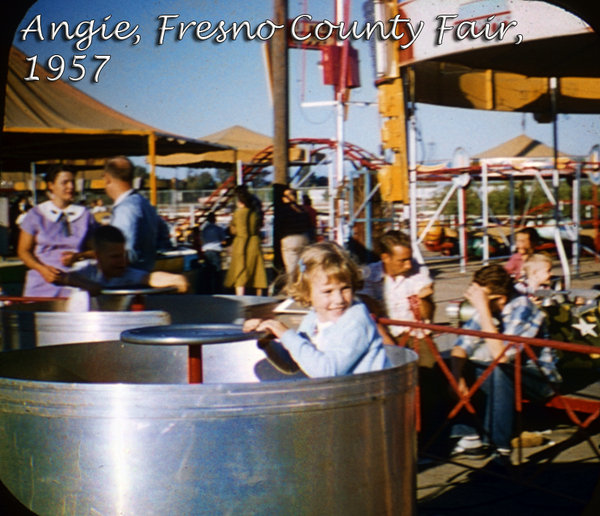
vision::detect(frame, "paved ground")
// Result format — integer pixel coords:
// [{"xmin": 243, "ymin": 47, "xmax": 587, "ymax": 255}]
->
[{"xmin": 416, "ymin": 255, "xmax": 600, "ymax": 516}]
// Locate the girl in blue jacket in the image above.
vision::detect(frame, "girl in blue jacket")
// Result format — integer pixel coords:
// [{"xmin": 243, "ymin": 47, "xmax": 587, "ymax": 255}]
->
[{"xmin": 244, "ymin": 241, "xmax": 390, "ymax": 378}]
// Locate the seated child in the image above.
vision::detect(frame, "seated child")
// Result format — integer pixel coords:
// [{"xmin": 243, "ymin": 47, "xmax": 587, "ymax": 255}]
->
[
  {"xmin": 57, "ymin": 225, "xmax": 188, "ymax": 295},
  {"xmin": 504, "ymin": 227, "xmax": 539, "ymax": 280},
  {"xmin": 243, "ymin": 241, "xmax": 391, "ymax": 378},
  {"xmin": 514, "ymin": 253, "xmax": 553, "ymax": 299},
  {"xmin": 450, "ymin": 264, "xmax": 561, "ymax": 462}
]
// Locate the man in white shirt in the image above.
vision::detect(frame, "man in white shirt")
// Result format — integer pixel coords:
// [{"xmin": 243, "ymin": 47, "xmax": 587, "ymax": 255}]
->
[
  {"xmin": 360, "ymin": 230, "xmax": 441, "ymax": 444},
  {"xmin": 360, "ymin": 230, "xmax": 435, "ymax": 343}
]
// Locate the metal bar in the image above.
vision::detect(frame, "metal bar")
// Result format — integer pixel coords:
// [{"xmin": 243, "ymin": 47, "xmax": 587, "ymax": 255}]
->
[
  {"xmin": 459, "ymin": 184, "xmax": 468, "ymax": 273},
  {"xmin": 416, "ymin": 181, "xmax": 459, "ymax": 245},
  {"xmin": 482, "ymin": 161, "xmax": 489, "ymax": 264},
  {"xmin": 572, "ymin": 162, "xmax": 581, "ymax": 275},
  {"xmin": 377, "ymin": 317, "xmax": 600, "ymax": 356},
  {"xmin": 352, "ymin": 182, "xmax": 380, "ymax": 222},
  {"xmin": 188, "ymin": 345, "xmax": 203, "ymax": 384}
]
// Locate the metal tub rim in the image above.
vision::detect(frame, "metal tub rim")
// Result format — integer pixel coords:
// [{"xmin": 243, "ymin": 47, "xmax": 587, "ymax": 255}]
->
[{"xmin": 0, "ymin": 346, "xmax": 417, "ymax": 418}]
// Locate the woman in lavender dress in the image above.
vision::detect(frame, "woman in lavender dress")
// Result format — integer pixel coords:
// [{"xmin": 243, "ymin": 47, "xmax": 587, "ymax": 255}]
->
[{"xmin": 17, "ymin": 166, "xmax": 97, "ymax": 297}]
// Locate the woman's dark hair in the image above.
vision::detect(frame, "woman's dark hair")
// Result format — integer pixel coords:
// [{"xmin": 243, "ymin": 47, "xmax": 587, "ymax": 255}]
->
[
  {"xmin": 235, "ymin": 188, "xmax": 254, "ymax": 209},
  {"xmin": 516, "ymin": 227, "xmax": 540, "ymax": 247},
  {"xmin": 44, "ymin": 164, "xmax": 77, "ymax": 184}
]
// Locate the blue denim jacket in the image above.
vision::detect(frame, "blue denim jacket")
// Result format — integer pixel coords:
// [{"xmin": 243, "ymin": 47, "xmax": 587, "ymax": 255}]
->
[{"xmin": 279, "ymin": 301, "xmax": 391, "ymax": 378}]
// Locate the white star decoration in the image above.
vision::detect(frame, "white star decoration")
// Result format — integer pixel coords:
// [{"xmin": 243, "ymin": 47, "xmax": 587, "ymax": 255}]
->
[{"xmin": 572, "ymin": 318, "xmax": 599, "ymax": 338}]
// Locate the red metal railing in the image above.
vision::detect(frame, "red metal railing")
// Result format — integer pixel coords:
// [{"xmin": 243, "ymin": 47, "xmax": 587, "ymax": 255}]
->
[{"xmin": 377, "ymin": 317, "xmax": 600, "ymax": 443}]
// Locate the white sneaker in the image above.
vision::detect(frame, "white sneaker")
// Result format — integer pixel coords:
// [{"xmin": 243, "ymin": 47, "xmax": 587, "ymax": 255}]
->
[
  {"xmin": 452, "ymin": 435, "xmax": 488, "ymax": 457},
  {"xmin": 456, "ymin": 435, "xmax": 483, "ymax": 449}
]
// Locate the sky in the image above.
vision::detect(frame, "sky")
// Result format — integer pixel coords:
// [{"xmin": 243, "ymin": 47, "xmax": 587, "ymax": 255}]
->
[{"xmin": 9, "ymin": 0, "xmax": 600, "ymax": 176}]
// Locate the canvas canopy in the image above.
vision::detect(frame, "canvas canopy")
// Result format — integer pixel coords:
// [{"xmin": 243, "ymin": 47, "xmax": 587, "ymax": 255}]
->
[
  {"xmin": 473, "ymin": 134, "xmax": 568, "ymax": 160},
  {"xmin": 393, "ymin": 0, "xmax": 600, "ymax": 114},
  {"xmin": 1, "ymin": 46, "xmax": 230, "ymax": 168},
  {"xmin": 153, "ymin": 124, "xmax": 305, "ymax": 169},
  {"xmin": 153, "ymin": 125, "xmax": 273, "ymax": 168}
]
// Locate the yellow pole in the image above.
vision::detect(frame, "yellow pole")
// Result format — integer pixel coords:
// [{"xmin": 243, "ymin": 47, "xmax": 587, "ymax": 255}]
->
[{"xmin": 148, "ymin": 132, "xmax": 157, "ymax": 206}]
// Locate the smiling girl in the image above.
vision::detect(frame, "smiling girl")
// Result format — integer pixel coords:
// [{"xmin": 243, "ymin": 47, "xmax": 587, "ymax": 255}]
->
[{"xmin": 244, "ymin": 241, "xmax": 390, "ymax": 377}]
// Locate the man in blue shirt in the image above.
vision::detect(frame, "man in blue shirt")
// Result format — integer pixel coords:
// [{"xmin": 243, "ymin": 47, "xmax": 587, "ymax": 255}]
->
[{"xmin": 103, "ymin": 156, "xmax": 171, "ymax": 271}]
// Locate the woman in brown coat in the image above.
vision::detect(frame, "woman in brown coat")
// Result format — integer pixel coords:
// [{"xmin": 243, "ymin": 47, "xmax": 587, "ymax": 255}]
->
[{"xmin": 224, "ymin": 189, "xmax": 267, "ymax": 295}]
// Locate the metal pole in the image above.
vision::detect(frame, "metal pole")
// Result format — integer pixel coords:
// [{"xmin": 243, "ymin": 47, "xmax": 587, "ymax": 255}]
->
[
  {"xmin": 509, "ymin": 173, "xmax": 515, "ymax": 247},
  {"xmin": 334, "ymin": 0, "xmax": 348, "ymax": 245},
  {"xmin": 572, "ymin": 162, "xmax": 581, "ymax": 276},
  {"xmin": 235, "ymin": 158, "xmax": 243, "ymax": 185},
  {"xmin": 272, "ymin": 0, "xmax": 289, "ymax": 272},
  {"xmin": 550, "ymin": 77, "xmax": 559, "ymax": 214},
  {"xmin": 408, "ymin": 112, "xmax": 423, "ymax": 263},
  {"xmin": 336, "ymin": 98, "xmax": 345, "ymax": 245},
  {"xmin": 458, "ymin": 184, "xmax": 467, "ymax": 273},
  {"xmin": 272, "ymin": 0, "xmax": 289, "ymax": 187},
  {"xmin": 365, "ymin": 168, "xmax": 372, "ymax": 254},
  {"xmin": 325, "ymin": 161, "xmax": 334, "ymax": 240},
  {"xmin": 549, "ymin": 76, "xmax": 570, "ymax": 286},
  {"xmin": 482, "ymin": 160, "xmax": 489, "ymax": 264}
]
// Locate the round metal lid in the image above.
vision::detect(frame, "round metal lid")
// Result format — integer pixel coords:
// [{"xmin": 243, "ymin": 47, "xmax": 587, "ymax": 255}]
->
[
  {"xmin": 100, "ymin": 286, "xmax": 178, "ymax": 296},
  {"xmin": 120, "ymin": 324, "xmax": 265, "ymax": 346}
]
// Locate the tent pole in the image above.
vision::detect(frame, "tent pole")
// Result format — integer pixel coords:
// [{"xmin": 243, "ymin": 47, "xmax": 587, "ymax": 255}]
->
[
  {"xmin": 148, "ymin": 132, "xmax": 157, "ymax": 206},
  {"xmin": 236, "ymin": 154, "xmax": 242, "ymax": 185},
  {"xmin": 30, "ymin": 162, "xmax": 37, "ymax": 206}
]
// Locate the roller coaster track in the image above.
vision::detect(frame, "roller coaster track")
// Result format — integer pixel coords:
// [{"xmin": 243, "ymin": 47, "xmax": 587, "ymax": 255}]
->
[{"xmin": 194, "ymin": 138, "xmax": 387, "ymax": 223}]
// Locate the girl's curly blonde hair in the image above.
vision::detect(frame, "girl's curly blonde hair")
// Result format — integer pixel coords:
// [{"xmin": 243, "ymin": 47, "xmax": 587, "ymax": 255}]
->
[{"xmin": 286, "ymin": 241, "xmax": 363, "ymax": 306}]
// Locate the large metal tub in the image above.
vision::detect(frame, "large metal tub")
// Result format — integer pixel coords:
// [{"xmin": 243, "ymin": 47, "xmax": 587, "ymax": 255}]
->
[
  {"xmin": 0, "ymin": 294, "xmax": 278, "ymax": 351},
  {"xmin": 0, "ymin": 310, "xmax": 171, "ymax": 350},
  {"xmin": 0, "ymin": 341, "xmax": 417, "ymax": 515},
  {"xmin": 143, "ymin": 294, "xmax": 282, "ymax": 324}
]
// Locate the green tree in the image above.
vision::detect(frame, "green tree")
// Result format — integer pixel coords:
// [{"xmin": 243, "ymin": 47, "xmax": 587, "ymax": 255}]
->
[
  {"xmin": 187, "ymin": 171, "xmax": 216, "ymax": 190},
  {"xmin": 435, "ymin": 185, "xmax": 481, "ymax": 216},
  {"xmin": 215, "ymin": 168, "xmax": 233, "ymax": 185}
]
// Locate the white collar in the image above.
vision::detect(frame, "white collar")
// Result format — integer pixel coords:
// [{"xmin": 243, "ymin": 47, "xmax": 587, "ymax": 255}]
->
[
  {"xmin": 113, "ymin": 189, "xmax": 135, "ymax": 207},
  {"xmin": 37, "ymin": 200, "xmax": 85, "ymax": 223}
]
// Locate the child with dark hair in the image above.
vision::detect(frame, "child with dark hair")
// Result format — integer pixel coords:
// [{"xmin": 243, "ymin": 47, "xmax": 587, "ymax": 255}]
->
[
  {"xmin": 450, "ymin": 264, "xmax": 561, "ymax": 464},
  {"xmin": 57, "ymin": 225, "xmax": 188, "ymax": 295}
]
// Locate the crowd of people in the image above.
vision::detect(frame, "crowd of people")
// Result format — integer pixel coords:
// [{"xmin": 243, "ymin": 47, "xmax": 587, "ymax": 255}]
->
[
  {"xmin": 242, "ymin": 224, "xmax": 572, "ymax": 471},
  {"xmin": 14, "ymin": 157, "xmax": 186, "ymax": 300},
  {"xmin": 10, "ymin": 161, "xmax": 586, "ymax": 470}
]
